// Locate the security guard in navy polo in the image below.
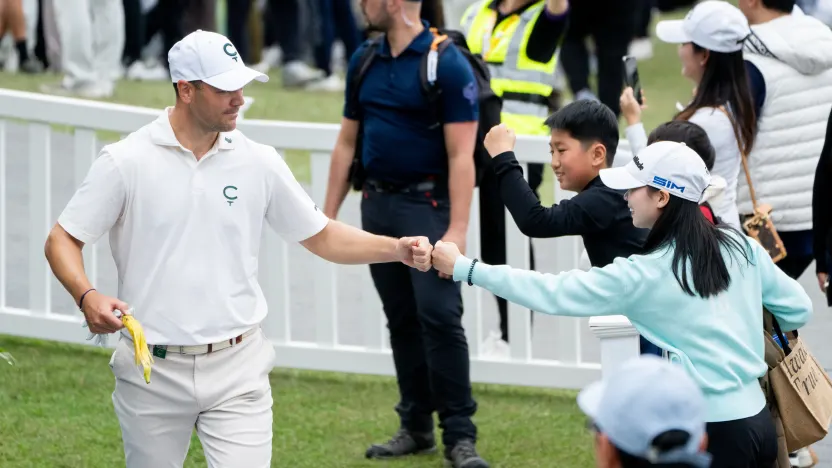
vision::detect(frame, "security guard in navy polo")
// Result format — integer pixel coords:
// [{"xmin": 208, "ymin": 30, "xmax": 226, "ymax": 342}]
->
[{"xmin": 322, "ymin": 0, "xmax": 487, "ymax": 467}]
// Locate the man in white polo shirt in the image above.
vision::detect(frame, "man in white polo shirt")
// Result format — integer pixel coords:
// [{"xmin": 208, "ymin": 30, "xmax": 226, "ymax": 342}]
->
[{"xmin": 43, "ymin": 30, "xmax": 434, "ymax": 468}]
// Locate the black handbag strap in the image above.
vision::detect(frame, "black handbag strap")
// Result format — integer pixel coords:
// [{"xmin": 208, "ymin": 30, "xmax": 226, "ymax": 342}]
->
[{"xmin": 770, "ymin": 316, "xmax": 794, "ymax": 355}]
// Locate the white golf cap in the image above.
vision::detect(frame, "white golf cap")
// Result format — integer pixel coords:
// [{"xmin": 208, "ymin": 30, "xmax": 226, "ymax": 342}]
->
[
  {"xmin": 656, "ymin": 0, "xmax": 750, "ymax": 53},
  {"xmin": 168, "ymin": 30, "xmax": 268, "ymax": 91},
  {"xmin": 578, "ymin": 355, "xmax": 711, "ymax": 468},
  {"xmin": 599, "ymin": 141, "xmax": 711, "ymax": 203}
]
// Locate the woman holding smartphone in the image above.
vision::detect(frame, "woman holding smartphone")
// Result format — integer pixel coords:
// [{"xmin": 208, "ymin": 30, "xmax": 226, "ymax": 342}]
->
[
  {"xmin": 621, "ymin": 0, "xmax": 756, "ymax": 231},
  {"xmin": 431, "ymin": 139, "xmax": 813, "ymax": 468}
]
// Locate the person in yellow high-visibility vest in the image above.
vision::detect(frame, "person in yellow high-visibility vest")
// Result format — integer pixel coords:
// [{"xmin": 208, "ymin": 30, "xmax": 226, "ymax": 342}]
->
[{"xmin": 459, "ymin": 0, "xmax": 568, "ymax": 354}]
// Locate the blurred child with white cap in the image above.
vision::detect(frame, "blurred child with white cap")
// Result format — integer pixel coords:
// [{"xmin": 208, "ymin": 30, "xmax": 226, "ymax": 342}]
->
[{"xmin": 579, "ymin": 354, "xmax": 711, "ymax": 468}]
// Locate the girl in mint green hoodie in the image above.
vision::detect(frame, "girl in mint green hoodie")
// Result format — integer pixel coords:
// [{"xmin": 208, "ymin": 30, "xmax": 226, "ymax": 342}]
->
[{"xmin": 432, "ymin": 140, "xmax": 813, "ymax": 468}]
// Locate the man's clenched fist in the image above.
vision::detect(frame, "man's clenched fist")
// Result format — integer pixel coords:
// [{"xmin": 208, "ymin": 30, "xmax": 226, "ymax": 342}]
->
[{"xmin": 397, "ymin": 236, "xmax": 433, "ymax": 272}]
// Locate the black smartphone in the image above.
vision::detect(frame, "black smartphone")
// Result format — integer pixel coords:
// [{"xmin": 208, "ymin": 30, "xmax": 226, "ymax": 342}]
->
[{"xmin": 622, "ymin": 55, "xmax": 642, "ymax": 105}]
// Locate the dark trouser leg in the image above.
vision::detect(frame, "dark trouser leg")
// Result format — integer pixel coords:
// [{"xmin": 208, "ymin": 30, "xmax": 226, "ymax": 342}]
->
[
  {"xmin": 592, "ymin": 21, "xmax": 633, "ymax": 118},
  {"xmin": 363, "ymin": 189, "xmax": 477, "ymax": 446},
  {"xmin": 35, "ymin": 0, "xmax": 48, "ymax": 67},
  {"xmin": 362, "ymin": 191, "xmax": 435, "ymax": 434},
  {"xmin": 264, "ymin": 4, "xmax": 278, "ymax": 47},
  {"xmin": 776, "ymin": 230, "xmax": 815, "ymax": 280},
  {"xmin": 122, "ymin": 0, "xmax": 144, "ymax": 65},
  {"xmin": 182, "ymin": 0, "xmax": 216, "ymax": 34},
  {"xmin": 705, "ymin": 407, "xmax": 778, "ymax": 468},
  {"xmin": 332, "ymin": 0, "xmax": 361, "ymax": 59},
  {"xmin": 157, "ymin": 0, "xmax": 186, "ymax": 67},
  {"xmin": 560, "ymin": 29, "xmax": 591, "ymax": 99},
  {"xmin": 225, "ymin": 0, "xmax": 253, "ymax": 63},
  {"xmin": 143, "ymin": 0, "xmax": 186, "ymax": 67},
  {"xmin": 634, "ymin": 0, "xmax": 653, "ymax": 38},
  {"xmin": 395, "ymin": 193, "xmax": 477, "ymax": 446},
  {"xmin": 144, "ymin": 2, "xmax": 161, "ymax": 46},
  {"xmin": 639, "ymin": 336, "xmax": 663, "ymax": 356},
  {"xmin": 269, "ymin": 0, "xmax": 302, "ymax": 63},
  {"xmin": 777, "ymin": 255, "xmax": 814, "ymax": 280},
  {"xmin": 560, "ymin": 5, "xmax": 593, "ymax": 97},
  {"xmin": 313, "ymin": 0, "xmax": 334, "ymax": 75}
]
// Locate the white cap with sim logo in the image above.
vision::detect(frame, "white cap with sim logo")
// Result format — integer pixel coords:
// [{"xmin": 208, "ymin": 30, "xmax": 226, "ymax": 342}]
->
[
  {"xmin": 168, "ymin": 30, "xmax": 269, "ymax": 91},
  {"xmin": 599, "ymin": 141, "xmax": 711, "ymax": 203}
]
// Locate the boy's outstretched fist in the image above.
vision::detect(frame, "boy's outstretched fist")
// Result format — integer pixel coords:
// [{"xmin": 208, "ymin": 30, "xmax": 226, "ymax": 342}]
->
[{"xmin": 484, "ymin": 123, "xmax": 516, "ymax": 157}]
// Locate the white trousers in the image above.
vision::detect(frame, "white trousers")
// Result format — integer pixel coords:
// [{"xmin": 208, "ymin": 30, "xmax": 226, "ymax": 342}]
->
[
  {"xmin": 51, "ymin": 0, "xmax": 124, "ymax": 86},
  {"xmin": 22, "ymin": 0, "xmax": 38, "ymax": 53},
  {"xmin": 109, "ymin": 328, "xmax": 276, "ymax": 468}
]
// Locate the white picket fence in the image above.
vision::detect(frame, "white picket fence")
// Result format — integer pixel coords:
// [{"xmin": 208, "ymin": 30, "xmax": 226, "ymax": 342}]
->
[{"xmin": 0, "ymin": 88, "xmax": 639, "ymax": 389}]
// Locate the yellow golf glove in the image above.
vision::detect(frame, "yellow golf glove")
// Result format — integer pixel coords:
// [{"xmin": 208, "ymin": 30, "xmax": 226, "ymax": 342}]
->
[{"xmin": 121, "ymin": 314, "xmax": 154, "ymax": 384}]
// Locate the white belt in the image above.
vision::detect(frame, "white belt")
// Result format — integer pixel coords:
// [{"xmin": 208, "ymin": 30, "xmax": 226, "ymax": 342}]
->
[{"xmin": 123, "ymin": 327, "xmax": 260, "ymax": 355}]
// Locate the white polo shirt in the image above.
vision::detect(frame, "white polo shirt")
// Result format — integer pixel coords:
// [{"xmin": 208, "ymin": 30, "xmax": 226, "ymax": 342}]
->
[{"xmin": 58, "ymin": 108, "xmax": 329, "ymax": 345}]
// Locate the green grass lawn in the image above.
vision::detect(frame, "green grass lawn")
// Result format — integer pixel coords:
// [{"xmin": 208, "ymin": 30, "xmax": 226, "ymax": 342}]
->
[{"xmin": 0, "ymin": 335, "xmax": 593, "ymax": 467}]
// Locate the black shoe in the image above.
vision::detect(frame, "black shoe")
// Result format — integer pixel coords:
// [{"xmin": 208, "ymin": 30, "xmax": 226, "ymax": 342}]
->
[
  {"xmin": 445, "ymin": 439, "xmax": 489, "ymax": 468},
  {"xmin": 365, "ymin": 428, "xmax": 437, "ymax": 459}
]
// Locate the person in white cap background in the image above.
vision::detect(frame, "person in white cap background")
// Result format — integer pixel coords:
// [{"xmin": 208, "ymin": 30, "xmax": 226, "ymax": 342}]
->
[
  {"xmin": 431, "ymin": 140, "xmax": 814, "ymax": 467},
  {"xmin": 737, "ymin": 0, "xmax": 832, "ymax": 288},
  {"xmin": 620, "ymin": 0, "xmax": 757, "ymax": 232},
  {"xmin": 579, "ymin": 355, "xmax": 712, "ymax": 468},
  {"xmin": 44, "ymin": 29, "xmax": 436, "ymax": 468}
]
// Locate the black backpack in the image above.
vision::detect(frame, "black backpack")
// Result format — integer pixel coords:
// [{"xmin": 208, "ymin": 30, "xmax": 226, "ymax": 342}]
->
[{"xmin": 346, "ymin": 28, "xmax": 502, "ymax": 190}]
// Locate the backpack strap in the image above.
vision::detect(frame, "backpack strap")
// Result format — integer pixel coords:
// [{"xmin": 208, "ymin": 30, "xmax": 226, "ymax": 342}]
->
[
  {"xmin": 420, "ymin": 28, "xmax": 452, "ymax": 129},
  {"xmin": 346, "ymin": 36, "xmax": 383, "ymax": 189},
  {"xmin": 346, "ymin": 36, "xmax": 384, "ymax": 120}
]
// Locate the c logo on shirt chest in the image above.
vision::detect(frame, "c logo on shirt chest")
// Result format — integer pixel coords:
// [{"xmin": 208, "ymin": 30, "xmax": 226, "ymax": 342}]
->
[{"xmin": 223, "ymin": 185, "xmax": 238, "ymax": 205}]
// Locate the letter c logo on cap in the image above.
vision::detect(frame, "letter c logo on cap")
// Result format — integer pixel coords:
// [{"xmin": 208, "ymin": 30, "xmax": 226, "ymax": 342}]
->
[{"xmin": 223, "ymin": 43, "xmax": 238, "ymax": 62}]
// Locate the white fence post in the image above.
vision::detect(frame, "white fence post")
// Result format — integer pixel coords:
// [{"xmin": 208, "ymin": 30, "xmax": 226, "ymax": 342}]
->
[
  {"xmin": 588, "ymin": 315, "xmax": 641, "ymax": 377},
  {"xmin": 28, "ymin": 123, "xmax": 51, "ymax": 315},
  {"xmin": 259, "ymin": 228, "xmax": 289, "ymax": 344},
  {"xmin": 73, "ymin": 129, "xmax": 98, "ymax": 292},
  {"xmin": 0, "ymin": 120, "xmax": 6, "ymax": 310},
  {"xmin": 310, "ymin": 151, "xmax": 338, "ymax": 347}
]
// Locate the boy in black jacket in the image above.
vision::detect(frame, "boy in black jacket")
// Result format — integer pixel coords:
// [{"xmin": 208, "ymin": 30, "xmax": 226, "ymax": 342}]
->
[{"xmin": 483, "ymin": 100, "xmax": 658, "ymax": 354}]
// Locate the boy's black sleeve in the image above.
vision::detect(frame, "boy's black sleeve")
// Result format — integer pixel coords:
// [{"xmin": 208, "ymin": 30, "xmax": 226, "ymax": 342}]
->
[
  {"xmin": 813, "ymin": 107, "xmax": 832, "ymax": 274},
  {"xmin": 491, "ymin": 151, "xmax": 619, "ymax": 238}
]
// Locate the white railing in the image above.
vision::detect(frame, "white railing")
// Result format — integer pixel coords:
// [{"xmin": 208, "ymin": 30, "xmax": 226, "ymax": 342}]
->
[{"xmin": 0, "ymin": 88, "xmax": 640, "ymax": 389}]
